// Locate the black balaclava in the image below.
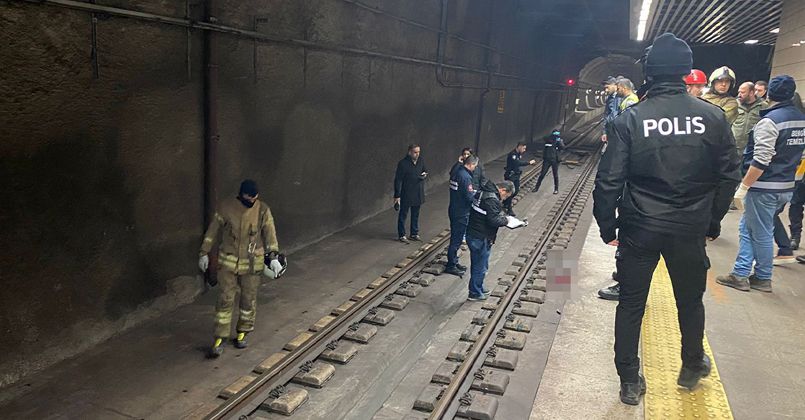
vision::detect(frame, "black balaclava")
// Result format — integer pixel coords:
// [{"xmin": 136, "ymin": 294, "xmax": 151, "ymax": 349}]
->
[{"xmin": 238, "ymin": 179, "xmax": 259, "ymax": 208}]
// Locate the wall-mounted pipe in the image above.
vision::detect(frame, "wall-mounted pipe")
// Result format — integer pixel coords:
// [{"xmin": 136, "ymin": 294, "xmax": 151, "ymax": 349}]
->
[{"xmin": 202, "ymin": 0, "xmax": 219, "ymax": 284}]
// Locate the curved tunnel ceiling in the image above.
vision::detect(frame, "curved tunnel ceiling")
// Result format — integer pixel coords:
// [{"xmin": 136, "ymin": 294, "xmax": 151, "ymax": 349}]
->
[{"xmin": 574, "ymin": 54, "xmax": 644, "ymax": 111}]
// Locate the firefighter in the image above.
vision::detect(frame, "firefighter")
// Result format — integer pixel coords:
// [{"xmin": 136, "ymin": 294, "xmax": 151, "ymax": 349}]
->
[
  {"xmin": 198, "ymin": 179, "xmax": 283, "ymax": 358},
  {"xmin": 684, "ymin": 69, "xmax": 707, "ymax": 97},
  {"xmin": 532, "ymin": 129, "xmax": 565, "ymax": 194},
  {"xmin": 702, "ymin": 66, "xmax": 739, "ymax": 124}
]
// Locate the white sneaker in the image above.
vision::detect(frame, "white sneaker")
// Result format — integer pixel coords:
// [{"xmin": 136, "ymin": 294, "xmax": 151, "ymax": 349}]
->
[{"xmin": 773, "ymin": 255, "xmax": 797, "ymax": 265}]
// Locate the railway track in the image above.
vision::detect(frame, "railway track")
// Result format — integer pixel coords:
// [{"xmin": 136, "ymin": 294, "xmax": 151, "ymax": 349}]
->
[
  {"xmin": 417, "ymin": 142, "xmax": 601, "ymax": 420},
  {"xmin": 203, "ymin": 123, "xmax": 601, "ymax": 420}
]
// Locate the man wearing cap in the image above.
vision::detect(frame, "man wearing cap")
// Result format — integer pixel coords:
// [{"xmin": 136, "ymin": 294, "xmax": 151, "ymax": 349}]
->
[
  {"xmin": 532, "ymin": 129, "xmax": 564, "ymax": 194},
  {"xmin": 717, "ymin": 75, "xmax": 805, "ymax": 292},
  {"xmin": 198, "ymin": 179, "xmax": 282, "ymax": 357},
  {"xmin": 593, "ymin": 33, "xmax": 740, "ymax": 405}
]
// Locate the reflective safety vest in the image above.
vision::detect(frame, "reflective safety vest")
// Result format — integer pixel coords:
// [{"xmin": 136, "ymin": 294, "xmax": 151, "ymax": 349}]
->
[{"xmin": 200, "ymin": 198, "xmax": 279, "ymax": 274}]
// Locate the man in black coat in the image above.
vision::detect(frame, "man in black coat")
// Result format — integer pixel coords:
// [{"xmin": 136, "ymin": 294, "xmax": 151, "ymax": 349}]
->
[
  {"xmin": 466, "ymin": 179, "xmax": 513, "ymax": 300},
  {"xmin": 533, "ymin": 129, "xmax": 565, "ymax": 194},
  {"xmin": 503, "ymin": 142, "xmax": 536, "ymax": 216},
  {"xmin": 394, "ymin": 144, "xmax": 428, "ymax": 243},
  {"xmin": 592, "ymin": 33, "xmax": 740, "ymax": 405}
]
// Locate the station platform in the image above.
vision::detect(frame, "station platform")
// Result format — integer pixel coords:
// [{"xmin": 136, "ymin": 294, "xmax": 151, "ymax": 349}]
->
[
  {"xmin": 1, "ymin": 151, "xmax": 804, "ymax": 420},
  {"xmin": 530, "ymin": 207, "xmax": 805, "ymax": 420}
]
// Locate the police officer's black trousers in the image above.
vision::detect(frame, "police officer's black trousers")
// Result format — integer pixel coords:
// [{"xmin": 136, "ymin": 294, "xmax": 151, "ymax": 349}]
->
[
  {"xmin": 534, "ymin": 160, "xmax": 559, "ymax": 192},
  {"xmin": 789, "ymin": 181, "xmax": 805, "ymax": 241},
  {"xmin": 502, "ymin": 176, "xmax": 520, "ymax": 211},
  {"xmin": 614, "ymin": 228, "xmax": 708, "ymax": 383}
]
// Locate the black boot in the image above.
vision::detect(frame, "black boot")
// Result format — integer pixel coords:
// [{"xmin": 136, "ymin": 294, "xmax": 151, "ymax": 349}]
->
[
  {"xmin": 208, "ymin": 337, "xmax": 225, "ymax": 358},
  {"xmin": 456, "ymin": 263, "xmax": 467, "ymax": 271},
  {"xmin": 444, "ymin": 266, "xmax": 466, "ymax": 277},
  {"xmin": 234, "ymin": 332, "xmax": 249, "ymax": 349},
  {"xmin": 791, "ymin": 235, "xmax": 800, "ymax": 250},
  {"xmin": 620, "ymin": 374, "xmax": 646, "ymax": 405},
  {"xmin": 678, "ymin": 354, "xmax": 711, "ymax": 390}
]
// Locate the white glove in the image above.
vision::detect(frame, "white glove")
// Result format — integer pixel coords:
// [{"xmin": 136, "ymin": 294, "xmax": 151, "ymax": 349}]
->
[
  {"xmin": 733, "ymin": 183, "xmax": 749, "ymax": 211},
  {"xmin": 198, "ymin": 254, "xmax": 209, "ymax": 272}
]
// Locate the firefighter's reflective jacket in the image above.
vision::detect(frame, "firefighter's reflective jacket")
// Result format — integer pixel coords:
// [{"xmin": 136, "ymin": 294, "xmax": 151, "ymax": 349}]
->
[{"xmin": 200, "ymin": 198, "xmax": 279, "ymax": 275}]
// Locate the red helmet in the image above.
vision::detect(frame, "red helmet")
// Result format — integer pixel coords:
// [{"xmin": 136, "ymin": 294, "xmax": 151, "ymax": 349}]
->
[{"xmin": 684, "ymin": 69, "xmax": 707, "ymax": 86}]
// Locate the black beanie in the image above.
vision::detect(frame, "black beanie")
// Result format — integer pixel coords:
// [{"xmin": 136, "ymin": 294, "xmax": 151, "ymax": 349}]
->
[
  {"xmin": 239, "ymin": 179, "xmax": 259, "ymax": 196},
  {"xmin": 645, "ymin": 33, "xmax": 692, "ymax": 77},
  {"xmin": 768, "ymin": 75, "xmax": 796, "ymax": 102}
]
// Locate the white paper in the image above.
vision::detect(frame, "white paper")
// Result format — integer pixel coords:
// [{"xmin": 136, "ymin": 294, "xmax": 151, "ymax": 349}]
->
[{"xmin": 506, "ymin": 215, "xmax": 526, "ymax": 229}]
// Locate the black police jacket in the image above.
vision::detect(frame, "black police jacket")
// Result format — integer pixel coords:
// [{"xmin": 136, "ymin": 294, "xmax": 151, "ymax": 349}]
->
[
  {"xmin": 394, "ymin": 155, "xmax": 428, "ymax": 207},
  {"xmin": 592, "ymin": 81, "xmax": 741, "ymax": 243},
  {"xmin": 467, "ymin": 179, "xmax": 509, "ymax": 243},
  {"xmin": 504, "ymin": 150, "xmax": 530, "ymax": 180}
]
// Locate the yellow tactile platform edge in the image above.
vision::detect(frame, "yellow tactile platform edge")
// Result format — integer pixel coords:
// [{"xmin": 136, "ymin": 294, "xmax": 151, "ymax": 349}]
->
[{"xmin": 642, "ymin": 259, "xmax": 734, "ymax": 420}]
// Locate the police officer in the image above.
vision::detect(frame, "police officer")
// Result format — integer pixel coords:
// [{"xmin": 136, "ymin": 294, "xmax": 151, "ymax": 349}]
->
[
  {"xmin": 199, "ymin": 179, "xmax": 283, "ymax": 357},
  {"xmin": 532, "ymin": 129, "xmax": 565, "ymax": 194},
  {"xmin": 466, "ymin": 179, "xmax": 514, "ymax": 300},
  {"xmin": 503, "ymin": 142, "xmax": 536, "ymax": 216},
  {"xmin": 445, "ymin": 156, "xmax": 479, "ymax": 277},
  {"xmin": 592, "ymin": 33, "xmax": 740, "ymax": 405}
]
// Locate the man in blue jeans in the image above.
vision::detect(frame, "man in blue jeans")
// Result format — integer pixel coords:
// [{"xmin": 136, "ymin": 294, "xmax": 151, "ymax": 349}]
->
[
  {"xmin": 718, "ymin": 75, "xmax": 805, "ymax": 293},
  {"xmin": 465, "ymin": 180, "xmax": 513, "ymax": 300},
  {"xmin": 445, "ymin": 156, "xmax": 479, "ymax": 277}
]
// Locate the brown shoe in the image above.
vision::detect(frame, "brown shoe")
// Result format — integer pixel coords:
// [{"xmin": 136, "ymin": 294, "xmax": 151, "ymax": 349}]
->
[{"xmin": 716, "ymin": 273, "xmax": 750, "ymax": 292}]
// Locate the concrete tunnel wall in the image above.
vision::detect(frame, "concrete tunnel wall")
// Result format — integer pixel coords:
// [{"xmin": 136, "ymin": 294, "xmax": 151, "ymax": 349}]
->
[{"xmin": 0, "ymin": 0, "xmax": 574, "ymax": 385}]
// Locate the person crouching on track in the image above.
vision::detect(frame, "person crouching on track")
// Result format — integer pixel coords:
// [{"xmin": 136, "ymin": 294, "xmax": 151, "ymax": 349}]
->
[
  {"xmin": 446, "ymin": 155, "xmax": 479, "ymax": 278},
  {"xmin": 466, "ymin": 180, "xmax": 514, "ymax": 301},
  {"xmin": 592, "ymin": 33, "xmax": 740, "ymax": 405},
  {"xmin": 532, "ymin": 129, "xmax": 565, "ymax": 194},
  {"xmin": 198, "ymin": 179, "xmax": 285, "ymax": 358}
]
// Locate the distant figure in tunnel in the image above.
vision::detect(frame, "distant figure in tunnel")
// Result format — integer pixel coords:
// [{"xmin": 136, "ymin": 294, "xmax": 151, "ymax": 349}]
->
[
  {"xmin": 394, "ymin": 144, "xmax": 428, "ymax": 244},
  {"xmin": 445, "ymin": 155, "xmax": 479, "ymax": 277},
  {"xmin": 593, "ymin": 33, "xmax": 740, "ymax": 405},
  {"xmin": 198, "ymin": 179, "xmax": 283, "ymax": 358},
  {"xmin": 502, "ymin": 142, "xmax": 536, "ymax": 217},
  {"xmin": 466, "ymin": 180, "xmax": 514, "ymax": 300},
  {"xmin": 702, "ymin": 66, "xmax": 739, "ymax": 124},
  {"xmin": 532, "ymin": 129, "xmax": 565, "ymax": 194},
  {"xmin": 684, "ymin": 69, "xmax": 707, "ymax": 98}
]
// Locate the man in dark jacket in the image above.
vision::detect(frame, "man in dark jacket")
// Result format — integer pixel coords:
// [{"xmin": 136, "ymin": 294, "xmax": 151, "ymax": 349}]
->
[
  {"xmin": 533, "ymin": 129, "xmax": 565, "ymax": 194},
  {"xmin": 717, "ymin": 76, "xmax": 805, "ymax": 290},
  {"xmin": 592, "ymin": 33, "xmax": 741, "ymax": 405},
  {"xmin": 466, "ymin": 180, "xmax": 513, "ymax": 300},
  {"xmin": 394, "ymin": 144, "xmax": 428, "ymax": 243},
  {"xmin": 446, "ymin": 156, "xmax": 479, "ymax": 277},
  {"xmin": 503, "ymin": 142, "xmax": 536, "ymax": 216},
  {"xmin": 602, "ymin": 76, "xmax": 622, "ymax": 143}
]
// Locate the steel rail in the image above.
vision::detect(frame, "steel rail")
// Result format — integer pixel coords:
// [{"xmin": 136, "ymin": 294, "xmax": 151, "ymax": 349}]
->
[
  {"xmin": 428, "ymin": 133, "xmax": 602, "ymax": 419},
  {"xmin": 204, "ymin": 123, "xmax": 600, "ymax": 419}
]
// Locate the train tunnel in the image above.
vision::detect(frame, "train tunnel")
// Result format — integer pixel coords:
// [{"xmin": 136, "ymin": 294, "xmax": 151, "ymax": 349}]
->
[{"xmin": 1, "ymin": 0, "xmax": 802, "ymax": 418}]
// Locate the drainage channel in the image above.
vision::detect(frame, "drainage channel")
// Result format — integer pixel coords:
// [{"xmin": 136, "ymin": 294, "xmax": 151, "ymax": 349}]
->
[
  {"xmin": 202, "ymin": 124, "xmax": 601, "ymax": 420},
  {"xmin": 410, "ymin": 146, "xmax": 601, "ymax": 420}
]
